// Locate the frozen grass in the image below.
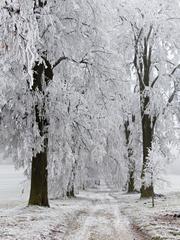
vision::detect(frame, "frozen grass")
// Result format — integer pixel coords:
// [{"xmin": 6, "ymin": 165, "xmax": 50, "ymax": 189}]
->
[
  {"xmin": 0, "ymin": 197, "xmax": 90, "ymax": 240},
  {"xmin": 111, "ymin": 174, "xmax": 180, "ymax": 240}
]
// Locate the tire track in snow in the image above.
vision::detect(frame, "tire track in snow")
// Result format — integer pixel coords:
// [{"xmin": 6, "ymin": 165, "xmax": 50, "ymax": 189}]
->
[
  {"xmin": 62, "ymin": 209, "xmax": 92, "ymax": 240},
  {"xmin": 57, "ymin": 189, "xmax": 140, "ymax": 240}
]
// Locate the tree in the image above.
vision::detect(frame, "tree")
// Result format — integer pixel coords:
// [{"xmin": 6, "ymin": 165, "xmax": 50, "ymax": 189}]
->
[
  {"xmin": 124, "ymin": 114, "xmax": 136, "ymax": 193},
  {"xmin": 121, "ymin": 0, "xmax": 180, "ymax": 198},
  {"xmin": 28, "ymin": 57, "xmax": 53, "ymax": 206},
  {"xmin": 0, "ymin": 0, "xmax": 101, "ymax": 205}
]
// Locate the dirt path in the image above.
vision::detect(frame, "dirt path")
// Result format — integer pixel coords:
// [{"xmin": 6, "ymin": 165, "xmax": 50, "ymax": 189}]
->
[
  {"xmin": 0, "ymin": 185, "xmax": 145, "ymax": 239},
  {"xmin": 58, "ymin": 188, "xmax": 144, "ymax": 240}
]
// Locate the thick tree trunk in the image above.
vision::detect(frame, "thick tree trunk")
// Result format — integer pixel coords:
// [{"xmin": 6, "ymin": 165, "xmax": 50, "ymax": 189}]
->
[
  {"xmin": 28, "ymin": 58, "xmax": 53, "ymax": 206},
  {"xmin": 140, "ymin": 114, "xmax": 154, "ymax": 198},
  {"xmin": 28, "ymin": 151, "xmax": 49, "ymax": 206}
]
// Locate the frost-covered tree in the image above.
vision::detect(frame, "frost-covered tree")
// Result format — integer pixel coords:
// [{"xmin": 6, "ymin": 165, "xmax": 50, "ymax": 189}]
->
[
  {"xmin": 116, "ymin": 0, "xmax": 180, "ymax": 198},
  {"xmin": 0, "ymin": 0, "xmax": 102, "ymax": 206}
]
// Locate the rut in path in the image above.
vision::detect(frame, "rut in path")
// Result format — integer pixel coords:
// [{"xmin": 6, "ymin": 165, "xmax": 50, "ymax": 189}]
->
[{"xmin": 51, "ymin": 188, "xmax": 145, "ymax": 240}]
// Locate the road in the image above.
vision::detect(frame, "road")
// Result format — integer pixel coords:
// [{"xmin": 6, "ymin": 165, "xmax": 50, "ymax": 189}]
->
[{"xmin": 54, "ymin": 186, "xmax": 144, "ymax": 240}]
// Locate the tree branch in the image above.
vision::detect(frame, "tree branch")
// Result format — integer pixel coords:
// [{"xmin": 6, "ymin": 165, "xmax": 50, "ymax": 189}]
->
[
  {"xmin": 151, "ymin": 75, "xmax": 158, "ymax": 88},
  {"xmin": 171, "ymin": 64, "xmax": 180, "ymax": 75},
  {"xmin": 53, "ymin": 52, "xmax": 92, "ymax": 70},
  {"xmin": 52, "ymin": 56, "xmax": 68, "ymax": 69}
]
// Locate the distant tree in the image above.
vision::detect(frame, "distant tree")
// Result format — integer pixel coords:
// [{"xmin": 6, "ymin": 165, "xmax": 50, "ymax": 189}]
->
[{"xmin": 124, "ymin": 115, "xmax": 136, "ymax": 193}]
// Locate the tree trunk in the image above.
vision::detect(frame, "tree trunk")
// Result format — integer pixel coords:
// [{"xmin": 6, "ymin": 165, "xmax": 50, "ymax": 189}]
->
[
  {"xmin": 133, "ymin": 30, "xmax": 155, "ymax": 199},
  {"xmin": 28, "ymin": 151, "xmax": 49, "ymax": 206},
  {"xmin": 28, "ymin": 58, "xmax": 53, "ymax": 206},
  {"xmin": 66, "ymin": 167, "xmax": 75, "ymax": 197},
  {"xmin": 124, "ymin": 117, "xmax": 135, "ymax": 193},
  {"xmin": 140, "ymin": 184, "xmax": 154, "ymax": 198},
  {"xmin": 127, "ymin": 167, "xmax": 135, "ymax": 193},
  {"xmin": 66, "ymin": 160, "xmax": 77, "ymax": 198},
  {"xmin": 140, "ymin": 114, "xmax": 154, "ymax": 198},
  {"xmin": 66, "ymin": 184, "xmax": 75, "ymax": 198}
]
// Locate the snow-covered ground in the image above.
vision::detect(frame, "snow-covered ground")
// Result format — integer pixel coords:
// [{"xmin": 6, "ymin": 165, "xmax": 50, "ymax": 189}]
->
[
  {"xmin": 112, "ymin": 191, "xmax": 180, "ymax": 240},
  {"xmin": 1, "ymin": 165, "xmax": 180, "ymax": 239},
  {"xmin": 111, "ymin": 174, "xmax": 180, "ymax": 240},
  {"xmin": 0, "ymin": 165, "xmax": 143, "ymax": 239},
  {"xmin": 0, "ymin": 173, "xmax": 142, "ymax": 240}
]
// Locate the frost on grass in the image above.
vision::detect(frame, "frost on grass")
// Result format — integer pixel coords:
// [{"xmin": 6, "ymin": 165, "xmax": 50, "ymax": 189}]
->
[{"xmin": 112, "ymin": 189, "xmax": 180, "ymax": 240}]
